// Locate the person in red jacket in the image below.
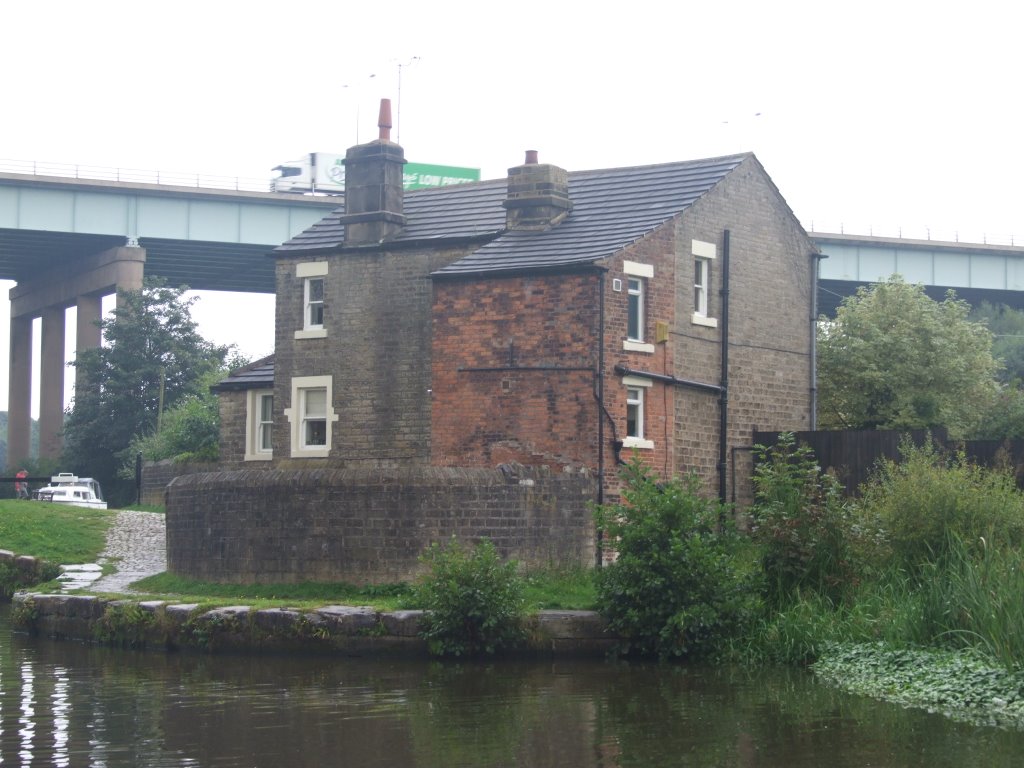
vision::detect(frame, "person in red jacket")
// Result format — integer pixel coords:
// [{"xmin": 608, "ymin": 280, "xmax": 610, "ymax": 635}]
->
[{"xmin": 14, "ymin": 468, "xmax": 28, "ymax": 499}]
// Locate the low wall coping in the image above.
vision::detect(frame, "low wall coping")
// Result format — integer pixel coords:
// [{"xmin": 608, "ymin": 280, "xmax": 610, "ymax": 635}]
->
[{"xmin": 12, "ymin": 592, "xmax": 617, "ymax": 657}]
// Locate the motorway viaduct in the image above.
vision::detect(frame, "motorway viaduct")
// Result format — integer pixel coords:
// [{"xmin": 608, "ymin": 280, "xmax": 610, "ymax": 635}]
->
[
  {"xmin": 3, "ymin": 171, "xmax": 1024, "ymax": 467},
  {"xmin": 0, "ymin": 171, "xmax": 336, "ymax": 466}
]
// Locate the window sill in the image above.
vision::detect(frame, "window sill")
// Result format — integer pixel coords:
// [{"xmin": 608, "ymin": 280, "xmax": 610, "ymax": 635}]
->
[
  {"xmin": 294, "ymin": 328, "xmax": 327, "ymax": 340},
  {"xmin": 691, "ymin": 314, "xmax": 718, "ymax": 328},
  {"xmin": 243, "ymin": 453, "xmax": 273, "ymax": 462},
  {"xmin": 622, "ymin": 437, "xmax": 655, "ymax": 450},
  {"xmin": 290, "ymin": 448, "xmax": 330, "ymax": 458},
  {"xmin": 623, "ymin": 340, "xmax": 655, "ymax": 353}
]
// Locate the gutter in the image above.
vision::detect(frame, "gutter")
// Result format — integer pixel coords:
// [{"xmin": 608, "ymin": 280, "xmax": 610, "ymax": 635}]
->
[
  {"xmin": 596, "ymin": 271, "xmax": 606, "ymax": 568},
  {"xmin": 613, "ymin": 364, "xmax": 722, "ymax": 395},
  {"xmin": 718, "ymin": 230, "xmax": 731, "ymax": 505},
  {"xmin": 810, "ymin": 250, "xmax": 827, "ymax": 429}
]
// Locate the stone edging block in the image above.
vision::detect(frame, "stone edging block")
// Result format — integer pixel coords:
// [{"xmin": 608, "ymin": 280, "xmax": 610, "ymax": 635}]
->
[{"xmin": 11, "ymin": 592, "xmax": 618, "ymax": 657}]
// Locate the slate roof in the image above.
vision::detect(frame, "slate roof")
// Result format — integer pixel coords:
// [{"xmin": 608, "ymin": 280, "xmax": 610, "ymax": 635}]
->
[
  {"xmin": 210, "ymin": 355, "xmax": 275, "ymax": 392},
  {"xmin": 275, "ymin": 153, "xmax": 750, "ymax": 277},
  {"xmin": 275, "ymin": 178, "xmax": 508, "ymax": 253}
]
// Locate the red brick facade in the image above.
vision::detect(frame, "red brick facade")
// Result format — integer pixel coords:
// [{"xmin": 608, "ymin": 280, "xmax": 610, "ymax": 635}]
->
[
  {"xmin": 432, "ymin": 271, "xmax": 602, "ymax": 468},
  {"xmin": 430, "ymin": 156, "xmax": 815, "ymax": 504}
]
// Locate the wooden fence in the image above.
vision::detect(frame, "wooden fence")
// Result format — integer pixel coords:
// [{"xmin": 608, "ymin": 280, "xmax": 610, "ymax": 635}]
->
[{"xmin": 751, "ymin": 428, "xmax": 1024, "ymax": 496}]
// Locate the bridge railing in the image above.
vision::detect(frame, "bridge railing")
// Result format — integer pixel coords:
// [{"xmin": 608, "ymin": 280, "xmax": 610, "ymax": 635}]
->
[
  {"xmin": 806, "ymin": 221, "xmax": 1018, "ymax": 247},
  {"xmin": 0, "ymin": 158, "xmax": 272, "ymax": 194}
]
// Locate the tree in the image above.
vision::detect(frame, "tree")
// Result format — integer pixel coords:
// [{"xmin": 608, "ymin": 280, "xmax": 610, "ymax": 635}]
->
[
  {"xmin": 62, "ymin": 279, "xmax": 231, "ymax": 505},
  {"xmin": 970, "ymin": 301, "xmax": 1024, "ymax": 385},
  {"xmin": 816, "ymin": 276, "xmax": 1000, "ymax": 436},
  {"xmin": 125, "ymin": 358, "xmax": 248, "ymax": 468}
]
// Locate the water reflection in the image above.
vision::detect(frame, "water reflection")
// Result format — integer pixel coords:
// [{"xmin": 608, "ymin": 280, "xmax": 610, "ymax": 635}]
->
[{"xmin": 1, "ymin": 605, "xmax": 1023, "ymax": 767}]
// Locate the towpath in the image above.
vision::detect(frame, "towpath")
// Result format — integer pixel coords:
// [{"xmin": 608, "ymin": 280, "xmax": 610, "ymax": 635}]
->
[{"xmin": 59, "ymin": 510, "xmax": 166, "ymax": 593}]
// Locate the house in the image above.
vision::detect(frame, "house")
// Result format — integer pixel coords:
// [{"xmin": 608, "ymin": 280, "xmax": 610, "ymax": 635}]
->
[{"xmin": 183, "ymin": 100, "xmax": 817, "ymax": 583}]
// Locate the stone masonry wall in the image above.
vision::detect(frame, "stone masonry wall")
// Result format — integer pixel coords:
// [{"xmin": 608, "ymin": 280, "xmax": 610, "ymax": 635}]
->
[
  {"xmin": 274, "ymin": 245, "xmax": 474, "ymax": 467},
  {"xmin": 216, "ymin": 389, "xmax": 247, "ymax": 466},
  {"xmin": 166, "ymin": 465, "xmax": 597, "ymax": 585},
  {"xmin": 141, "ymin": 459, "xmax": 218, "ymax": 507},
  {"xmin": 674, "ymin": 156, "xmax": 816, "ymax": 504}
]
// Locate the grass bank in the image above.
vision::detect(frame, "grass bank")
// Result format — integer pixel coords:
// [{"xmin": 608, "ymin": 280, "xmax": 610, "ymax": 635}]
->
[
  {"xmin": 128, "ymin": 565, "xmax": 597, "ymax": 613},
  {"xmin": 0, "ymin": 499, "xmax": 113, "ymax": 563}
]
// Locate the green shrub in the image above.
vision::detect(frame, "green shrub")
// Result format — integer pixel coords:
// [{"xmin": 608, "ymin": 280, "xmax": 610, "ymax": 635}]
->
[
  {"xmin": 594, "ymin": 460, "xmax": 757, "ymax": 660},
  {"xmin": 860, "ymin": 440, "xmax": 1024, "ymax": 575},
  {"xmin": 750, "ymin": 433, "xmax": 872, "ymax": 606},
  {"xmin": 415, "ymin": 538, "xmax": 526, "ymax": 657}
]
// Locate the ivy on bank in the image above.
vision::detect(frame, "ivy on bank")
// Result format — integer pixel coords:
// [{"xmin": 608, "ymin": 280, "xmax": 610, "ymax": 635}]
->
[{"xmin": 813, "ymin": 643, "xmax": 1024, "ymax": 730}]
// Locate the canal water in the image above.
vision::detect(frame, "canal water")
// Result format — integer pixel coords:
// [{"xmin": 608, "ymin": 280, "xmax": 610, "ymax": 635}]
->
[{"xmin": 2, "ymin": 607, "xmax": 1023, "ymax": 767}]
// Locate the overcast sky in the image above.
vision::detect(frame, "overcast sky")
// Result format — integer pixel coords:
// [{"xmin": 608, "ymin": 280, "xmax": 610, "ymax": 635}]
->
[{"xmin": 2, "ymin": 0, "xmax": 1021, "ymax": 412}]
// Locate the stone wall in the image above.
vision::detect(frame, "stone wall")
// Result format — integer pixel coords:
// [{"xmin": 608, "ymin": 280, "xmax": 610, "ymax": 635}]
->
[
  {"xmin": 12, "ymin": 593, "xmax": 616, "ymax": 657},
  {"xmin": 141, "ymin": 459, "xmax": 218, "ymax": 506},
  {"xmin": 166, "ymin": 465, "xmax": 597, "ymax": 585},
  {"xmin": 273, "ymin": 245, "xmax": 474, "ymax": 466},
  {"xmin": 216, "ymin": 389, "xmax": 248, "ymax": 465},
  {"xmin": 0, "ymin": 549, "xmax": 52, "ymax": 596},
  {"xmin": 676, "ymin": 156, "xmax": 817, "ymax": 504}
]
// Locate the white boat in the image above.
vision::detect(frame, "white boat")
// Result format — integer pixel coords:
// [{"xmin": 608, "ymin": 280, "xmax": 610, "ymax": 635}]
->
[{"xmin": 33, "ymin": 473, "xmax": 108, "ymax": 510}]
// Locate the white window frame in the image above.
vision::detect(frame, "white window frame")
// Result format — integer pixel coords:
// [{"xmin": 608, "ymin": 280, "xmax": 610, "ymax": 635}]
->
[
  {"xmin": 300, "ymin": 388, "xmax": 328, "ymax": 449},
  {"xmin": 295, "ymin": 261, "xmax": 329, "ymax": 339},
  {"xmin": 244, "ymin": 389, "xmax": 274, "ymax": 461},
  {"xmin": 623, "ymin": 260, "xmax": 655, "ymax": 353},
  {"xmin": 622, "ymin": 375, "xmax": 654, "ymax": 450},
  {"xmin": 283, "ymin": 375, "xmax": 339, "ymax": 458},
  {"xmin": 305, "ymin": 277, "xmax": 325, "ymax": 328},
  {"xmin": 691, "ymin": 239, "xmax": 718, "ymax": 328},
  {"xmin": 627, "ymin": 277, "xmax": 644, "ymax": 340}
]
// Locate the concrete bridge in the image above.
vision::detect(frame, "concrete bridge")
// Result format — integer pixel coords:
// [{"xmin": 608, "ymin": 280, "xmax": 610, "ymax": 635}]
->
[
  {"xmin": 812, "ymin": 231, "xmax": 1024, "ymax": 316},
  {"xmin": 0, "ymin": 170, "xmax": 336, "ymax": 465}
]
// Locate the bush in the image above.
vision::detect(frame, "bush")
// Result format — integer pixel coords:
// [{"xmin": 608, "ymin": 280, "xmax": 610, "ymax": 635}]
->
[
  {"xmin": 860, "ymin": 439, "xmax": 1024, "ymax": 575},
  {"xmin": 750, "ymin": 433, "xmax": 872, "ymax": 606},
  {"xmin": 125, "ymin": 374, "xmax": 223, "ymax": 469},
  {"xmin": 415, "ymin": 538, "xmax": 526, "ymax": 657},
  {"xmin": 594, "ymin": 460, "xmax": 757, "ymax": 660}
]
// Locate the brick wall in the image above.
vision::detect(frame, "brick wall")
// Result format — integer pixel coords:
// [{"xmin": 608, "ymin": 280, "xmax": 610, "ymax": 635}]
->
[
  {"xmin": 601, "ymin": 226, "xmax": 679, "ymax": 494},
  {"xmin": 431, "ymin": 271, "xmax": 601, "ymax": 469},
  {"xmin": 165, "ymin": 466, "xmax": 597, "ymax": 584}
]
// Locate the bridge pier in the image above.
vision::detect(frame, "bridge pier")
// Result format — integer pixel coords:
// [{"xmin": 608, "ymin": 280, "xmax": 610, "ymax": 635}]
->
[
  {"xmin": 39, "ymin": 307, "xmax": 65, "ymax": 459},
  {"xmin": 6, "ymin": 246, "xmax": 145, "ymax": 467}
]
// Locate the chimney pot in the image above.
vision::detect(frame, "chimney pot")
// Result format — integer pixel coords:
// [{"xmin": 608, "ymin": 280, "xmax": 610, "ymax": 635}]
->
[
  {"xmin": 525, "ymin": 150, "xmax": 539, "ymax": 165},
  {"xmin": 378, "ymin": 99, "xmax": 393, "ymax": 141}
]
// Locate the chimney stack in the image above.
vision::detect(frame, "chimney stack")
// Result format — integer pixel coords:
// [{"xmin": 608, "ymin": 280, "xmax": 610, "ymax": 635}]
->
[
  {"xmin": 340, "ymin": 98, "xmax": 407, "ymax": 245},
  {"xmin": 503, "ymin": 150, "xmax": 572, "ymax": 230}
]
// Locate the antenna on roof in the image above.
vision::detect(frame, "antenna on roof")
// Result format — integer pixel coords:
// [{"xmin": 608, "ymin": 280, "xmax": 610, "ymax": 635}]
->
[
  {"xmin": 396, "ymin": 56, "xmax": 420, "ymax": 145},
  {"xmin": 342, "ymin": 72, "xmax": 377, "ymax": 144}
]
